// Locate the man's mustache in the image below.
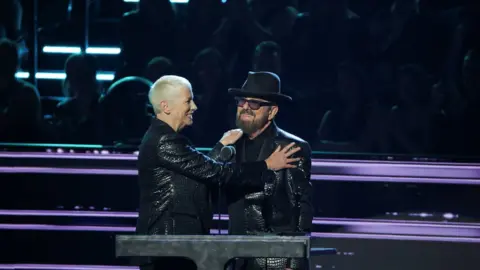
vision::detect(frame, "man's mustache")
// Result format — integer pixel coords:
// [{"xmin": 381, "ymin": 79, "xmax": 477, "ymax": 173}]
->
[{"xmin": 239, "ymin": 109, "xmax": 255, "ymax": 117}]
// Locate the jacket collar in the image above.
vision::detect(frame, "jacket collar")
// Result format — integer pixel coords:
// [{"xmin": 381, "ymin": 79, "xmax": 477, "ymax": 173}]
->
[
  {"xmin": 255, "ymin": 122, "xmax": 278, "ymax": 161},
  {"xmin": 151, "ymin": 117, "xmax": 176, "ymax": 134}
]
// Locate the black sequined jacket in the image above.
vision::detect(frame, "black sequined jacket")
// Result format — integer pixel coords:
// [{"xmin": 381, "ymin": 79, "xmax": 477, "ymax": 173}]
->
[
  {"xmin": 135, "ymin": 118, "xmax": 269, "ymax": 239},
  {"xmin": 226, "ymin": 123, "xmax": 313, "ymax": 270}
]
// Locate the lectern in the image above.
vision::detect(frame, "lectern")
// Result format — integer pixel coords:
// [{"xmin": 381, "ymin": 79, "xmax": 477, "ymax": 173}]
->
[{"xmin": 116, "ymin": 235, "xmax": 328, "ymax": 270}]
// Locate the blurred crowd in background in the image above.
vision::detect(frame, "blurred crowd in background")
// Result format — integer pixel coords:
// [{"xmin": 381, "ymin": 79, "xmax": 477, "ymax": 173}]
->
[{"xmin": 0, "ymin": 0, "xmax": 479, "ymax": 157}]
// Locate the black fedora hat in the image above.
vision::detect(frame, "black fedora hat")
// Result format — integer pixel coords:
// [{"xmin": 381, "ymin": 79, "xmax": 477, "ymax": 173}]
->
[{"xmin": 228, "ymin": 71, "xmax": 292, "ymax": 103}]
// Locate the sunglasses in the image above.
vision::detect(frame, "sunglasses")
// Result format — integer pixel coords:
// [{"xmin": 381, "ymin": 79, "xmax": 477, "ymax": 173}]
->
[{"xmin": 235, "ymin": 97, "xmax": 273, "ymax": 110}]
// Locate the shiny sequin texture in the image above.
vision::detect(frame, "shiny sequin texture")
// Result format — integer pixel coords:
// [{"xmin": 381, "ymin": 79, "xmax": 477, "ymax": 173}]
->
[
  {"xmin": 136, "ymin": 118, "xmax": 269, "ymax": 241},
  {"xmin": 228, "ymin": 127, "xmax": 314, "ymax": 270}
]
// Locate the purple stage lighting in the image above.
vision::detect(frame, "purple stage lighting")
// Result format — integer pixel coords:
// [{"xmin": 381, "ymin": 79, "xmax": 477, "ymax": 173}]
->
[
  {"xmin": 309, "ymin": 232, "xmax": 480, "ymax": 243},
  {"xmin": 0, "ymin": 152, "xmax": 137, "ymax": 160},
  {"xmin": 344, "ymin": 223, "xmax": 480, "ymax": 237},
  {"xmin": 0, "ymin": 209, "xmax": 477, "ymax": 226},
  {"xmin": 1, "ymin": 165, "xmax": 479, "ymax": 185},
  {"xmin": 2, "ymin": 151, "xmax": 480, "ymax": 184},
  {"xmin": 0, "ymin": 223, "xmax": 229, "ymax": 234},
  {"xmin": 0, "ymin": 209, "xmax": 230, "ymax": 221},
  {"xmin": 0, "ymin": 224, "xmax": 135, "ymax": 232},
  {"xmin": 311, "ymin": 159, "xmax": 480, "ymax": 179},
  {"xmin": 0, "ymin": 209, "xmax": 139, "ymax": 218},
  {"xmin": 310, "ymin": 174, "xmax": 480, "ymax": 185},
  {"xmin": 0, "ymin": 223, "xmax": 478, "ymax": 242},
  {"xmin": 0, "ymin": 264, "xmax": 138, "ymax": 270},
  {"xmin": 0, "ymin": 167, "xmax": 137, "ymax": 175}
]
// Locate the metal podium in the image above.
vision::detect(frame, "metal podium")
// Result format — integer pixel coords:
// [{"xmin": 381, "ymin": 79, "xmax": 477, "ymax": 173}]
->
[{"xmin": 116, "ymin": 235, "xmax": 333, "ymax": 270}]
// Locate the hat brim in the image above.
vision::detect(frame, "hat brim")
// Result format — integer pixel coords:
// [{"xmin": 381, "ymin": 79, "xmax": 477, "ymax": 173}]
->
[{"xmin": 228, "ymin": 88, "xmax": 292, "ymax": 103}]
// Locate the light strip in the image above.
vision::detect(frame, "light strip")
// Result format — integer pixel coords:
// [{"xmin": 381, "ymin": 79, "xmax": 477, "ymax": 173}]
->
[
  {"xmin": 35, "ymin": 72, "xmax": 67, "ymax": 80},
  {"xmin": 0, "ymin": 149, "xmax": 210, "ymax": 157},
  {"xmin": 96, "ymin": 73, "xmax": 115, "ymax": 81},
  {"xmin": 123, "ymin": 0, "xmax": 228, "ymax": 3},
  {"xmin": 0, "ymin": 209, "xmax": 229, "ymax": 221},
  {"xmin": 39, "ymin": 71, "xmax": 113, "ymax": 81},
  {"xmin": 0, "ymin": 143, "xmax": 104, "ymax": 148},
  {"xmin": 0, "ymin": 264, "xmax": 137, "ymax": 270},
  {"xmin": 14, "ymin": 152, "xmax": 450, "ymax": 170},
  {"xmin": 4, "ymin": 152, "xmax": 479, "ymax": 171},
  {"xmin": 311, "ymin": 159, "xmax": 480, "ymax": 178},
  {"xmin": 42, "ymin": 46, "xmax": 121, "ymax": 55},
  {"xmin": 0, "ymin": 167, "xmax": 136, "ymax": 175},
  {"xmin": 2, "ymin": 165, "xmax": 480, "ymax": 185},
  {"xmin": 344, "ymin": 224, "xmax": 480, "ymax": 237},
  {"xmin": 2, "ymin": 152, "xmax": 480, "ymax": 184},
  {"xmin": 15, "ymin": 71, "xmax": 30, "ymax": 79},
  {"xmin": 315, "ymin": 219, "xmax": 480, "ymax": 229},
  {"xmin": 43, "ymin": 46, "xmax": 81, "ymax": 54},
  {"xmin": 0, "ymin": 223, "xmax": 134, "ymax": 232},
  {"xmin": 0, "ymin": 210, "xmax": 477, "ymax": 227},
  {"xmin": 0, "ymin": 209, "xmax": 138, "ymax": 218},
  {"xmin": 15, "ymin": 71, "xmax": 114, "ymax": 81},
  {"xmin": 85, "ymin": 47, "xmax": 121, "ymax": 55},
  {"xmin": 310, "ymin": 232, "xmax": 480, "ymax": 243},
  {"xmin": 310, "ymin": 174, "xmax": 480, "ymax": 185},
  {"xmin": 4, "ymin": 152, "xmax": 480, "ymax": 180},
  {"xmin": 0, "ymin": 223, "xmax": 477, "ymax": 243},
  {"xmin": 124, "ymin": 0, "xmax": 189, "ymax": 3},
  {"xmin": 1, "ymin": 210, "xmax": 479, "ymax": 236},
  {"xmin": 0, "ymin": 152, "xmax": 137, "ymax": 160},
  {"xmin": 0, "ymin": 223, "xmax": 228, "ymax": 234},
  {"xmin": 313, "ymin": 217, "xmax": 478, "ymax": 226}
]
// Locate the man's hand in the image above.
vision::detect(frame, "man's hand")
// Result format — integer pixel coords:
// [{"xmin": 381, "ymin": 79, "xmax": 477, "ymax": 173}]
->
[
  {"xmin": 220, "ymin": 129, "xmax": 243, "ymax": 146},
  {"xmin": 265, "ymin": 142, "xmax": 301, "ymax": 171}
]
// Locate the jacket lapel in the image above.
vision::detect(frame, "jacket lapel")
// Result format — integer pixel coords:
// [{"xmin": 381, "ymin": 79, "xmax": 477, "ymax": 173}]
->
[
  {"xmin": 257, "ymin": 123, "xmax": 278, "ymax": 161},
  {"xmin": 256, "ymin": 137, "xmax": 276, "ymax": 161}
]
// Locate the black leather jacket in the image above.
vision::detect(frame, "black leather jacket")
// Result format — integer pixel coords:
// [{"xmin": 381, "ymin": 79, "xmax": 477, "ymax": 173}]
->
[
  {"xmin": 226, "ymin": 123, "xmax": 313, "ymax": 270},
  {"xmin": 135, "ymin": 118, "xmax": 268, "ymax": 239}
]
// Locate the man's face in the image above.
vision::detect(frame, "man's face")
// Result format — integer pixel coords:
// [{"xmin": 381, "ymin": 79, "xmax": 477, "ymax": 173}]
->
[
  {"xmin": 235, "ymin": 97, "xmax": 277, "ymax": 135},
  {"xmin": 169, "ymin": 85, "xmax": 197, "ymax": 131}
]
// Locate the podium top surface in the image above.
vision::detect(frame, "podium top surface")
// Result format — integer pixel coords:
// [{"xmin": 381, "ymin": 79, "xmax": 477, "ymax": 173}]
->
[
  {"xmin": 116, "ymin": 234, "xmax": 310, "ymax": 260},
  {"xmin": 116, "ymin": 234, "xmax": 310, "ymax": 243}
]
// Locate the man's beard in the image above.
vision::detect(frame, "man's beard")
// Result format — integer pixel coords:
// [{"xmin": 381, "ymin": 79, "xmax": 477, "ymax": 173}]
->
[{"xmin": 236, "ymin": 109, "xmax": 269, "ymax": 135}]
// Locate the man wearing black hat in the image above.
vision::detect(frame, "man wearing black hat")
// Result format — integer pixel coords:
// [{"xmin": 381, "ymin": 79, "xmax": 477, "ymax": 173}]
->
[
  {"xmin": 135, "ymin": 75, "xmax": 302, "ymax": 270},
  {"xmin": 223, "ymin": 71, "xmax": 313, "ymax": 270}
]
